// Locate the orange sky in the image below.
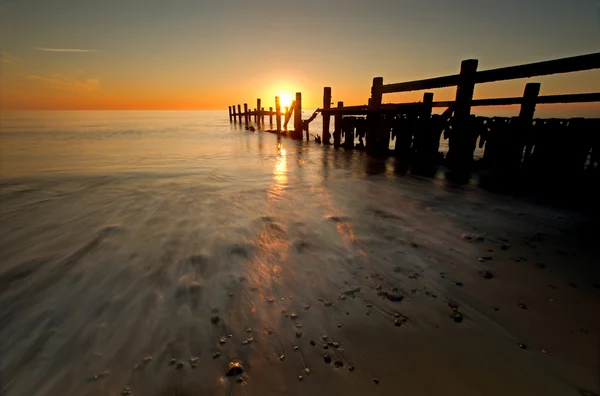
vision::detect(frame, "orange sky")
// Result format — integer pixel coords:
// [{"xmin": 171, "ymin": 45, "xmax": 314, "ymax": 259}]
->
[{"xmin": 1, "ymin": 0, "xmax": 599, "ymax": 117}]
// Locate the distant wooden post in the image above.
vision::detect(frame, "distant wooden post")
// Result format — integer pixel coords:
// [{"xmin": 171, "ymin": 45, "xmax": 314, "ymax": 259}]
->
[
  {"xmin": 334, "ymin": 101, "xmax": 343, "ymax": 147},
  {"xmin": 294, "ymin": 92, "xmax": 302, "ymax": 139},
  {"xmin": 237, "ymin": 105, "xmax": 242, "ymax": 123},
  {"xmin": 322, "ymin": 87, "xmax": 332, "ymax": 144},
  {"xmin": 231, "ymin": 105, "xmax": 237, "ymax": 122},
  {"xmin": 368, "ymin": 77, "xmax": 384, "ymax": 152},
  {"xmin": 257, "ymin": 99, "xmax": 261, "ymax": 125},
  {"xmin": 253, "ymin": 108, "xmax": 257, "ymax": 122},
  {"xmin": 520, "ymin": 82, "xmax": 541, "ymax": 163},
  {"xmin": 269, "ymin": 107, "xmax": 273, "ymax": 125},
  {"xmin": 284, "ymin": 102, "xmax": 295, "ymax": 130},
  {"xmin": 244, "ymin": 103, "xmax": 249, "ymax": 125},
  {"xmin": 447, "ymin": 59, "xmax": 478, "ymax": 169},
  {"xmin": 261, "ymin": 108, "xmax": 265, "ymax": 124},
  {"xmin": 275, "ymin": 96, "xmax": 282, "ymax": 132},
  {"xmin": 228, "ymin": 106, "xmax": 232, "ymax": 122}
]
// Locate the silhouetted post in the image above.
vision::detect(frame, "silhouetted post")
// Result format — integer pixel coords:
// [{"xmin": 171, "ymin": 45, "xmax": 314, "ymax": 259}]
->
[
  {"xmin": 228, "ymin": 106, "xmax": 232, "ymax": 122},
  {"xmin": 294, "ymin": 92, "xmax": 302, "ymax": 139},
  {"xmin": 520, "ymin": 82, "xmax": 541, "ymax": 164},
  {"xmin": 244, "ymin": 103, "xmax": 249, "ymax": 125},
  {"xmin": 334, "ymin": 101, "xmax": 343, "ymax": 147},
  {"xmin": 269, "ymin": 107, "xmax": 273, "ymax": 125},
  {"xmin": 261, "ymin": 108, "xmax": 265, "ymax": 124},
  {"xmin": 253, "ymin": 108, "xmax": 257, "ymax": 122},
  {"xmin": 447, "ymin": 59, "xmax": 478, "ymax": 169},
  {"xmin": 322, "ymin": 87, "xmax": 332, "ymax": 144},
  {"xmin": 257, "ymin": 99, "xmax": 261, "ymax": 125},
  {"xmin": 275, "ymin": 97, "xmax": 282, "ymax": 132},
  {"xmin": 231, "ymin": 105, "xmax": 236, "ymax": 122},
  {"xmin": 423, "ymin": 92, "xmax": 434, "ymax": 118},
  {"xmin": 284, "ymin": 102, "xmax": 295, "ymax": 130},
  {"xmin": 368, "ymin": 77, "xmax": 384, "ymax": 152},
  {"xmin": 237, "ymin": 105, "xmax": 242, "ymax": 122}
]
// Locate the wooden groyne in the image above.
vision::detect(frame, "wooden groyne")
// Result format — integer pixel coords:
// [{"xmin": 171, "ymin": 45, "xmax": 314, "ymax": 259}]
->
[{"xmin": 229, "ymin": 52, "xmax": 600, "ymax": 180}]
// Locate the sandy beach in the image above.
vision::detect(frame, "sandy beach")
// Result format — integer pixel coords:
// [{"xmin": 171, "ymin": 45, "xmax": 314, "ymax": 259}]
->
[{"xmin": 0, "ymin": 111, "xmax": 599, "ymax": 396}]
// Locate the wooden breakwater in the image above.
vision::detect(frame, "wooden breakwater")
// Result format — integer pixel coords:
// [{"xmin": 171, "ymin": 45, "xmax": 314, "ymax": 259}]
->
[{"xmin": 229, "ymin": 52, "xmax": 600, "ymax": 182}]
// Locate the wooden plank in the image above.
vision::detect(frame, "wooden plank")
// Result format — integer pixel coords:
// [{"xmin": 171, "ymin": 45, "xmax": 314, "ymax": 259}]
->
[
  {"xmin": 429, "ymin": 92, "xmax": 600, "ymax": 108},
  {"xmin": 322, "ymin": 87, "xmax": 332, "ymax": 144},
  {"xmin": 378, "ymin": 52, "xmax": 600, "ymax": 94}
]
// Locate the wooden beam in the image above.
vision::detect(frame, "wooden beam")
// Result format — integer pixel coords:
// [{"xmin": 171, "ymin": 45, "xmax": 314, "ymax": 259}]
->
[
  {"xmin": 284, "ymin": 101, "xmax": 295, "ymax": 129},
  {"xmin": 275, "ymin": 97, "xmax": 282, "ymax": 132},
  {"xmin": 322, "ymin": 87, "xmax": 332, "ymax": 144}
]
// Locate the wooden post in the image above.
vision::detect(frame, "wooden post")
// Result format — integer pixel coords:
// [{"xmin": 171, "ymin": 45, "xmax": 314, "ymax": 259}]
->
[
  {"xmin": 275, "ymin": 96, "xmax": 282, "ymax": 132},
  {"xmin": 228, "ymin": 106, "xmax": 232, "ymax": 122},
  {"xmin": 261, "ymin": 108, "xmax": 265, "ymax": 123},
  {"xmin": 422, "ymin": 92, "xmax": 434, "ymax": 118},
  {"xmin": 244, "ymin": 103, "xmax": 249, "ymax": 125},
  {"xmin": 231, "ymin": 105, "xmax": 237, "ymax": 122},
  {"xmin": 257, "ymin": 99, "xmax": 261, "ymax": 125},
  {"xmin": 253, "ymin": 108, "xmax": 257, "ymax": 122},
  {"xmin": 237, "ymin": 105, "xmax": 242, "ymax": 123},
  {"xmin": 334, "ymin": 101, "xmax": 343, "ymax": 147},
  {"xmin": 322, "ymin": 87, "xmax": 332, "ymax": 144},
  {"xmin": 520, "ymin": 82, "xmax": 541, "ymax": 164},
  {"xmin": 368, "ymin": 77, "xmax": 384, "ymax": 152},
  {"xmin": 269, "ymin": 107, "xmax": 273, "ymax": 125},
  {"xmin": 294, "ymin": 92, "xmax": 302, "ymax": 139},
  {"xmin": 447, "ymin": 59, "xmax": 478, "ymax": 169},
  {"xmin": 284, "ymin": 102, "xmax": 295, "ymax": 130}
]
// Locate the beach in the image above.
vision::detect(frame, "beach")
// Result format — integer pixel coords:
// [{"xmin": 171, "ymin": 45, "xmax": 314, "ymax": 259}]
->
[{"xmin": 0, "ymin": 111, "xmax": 598, "ymax": 396}]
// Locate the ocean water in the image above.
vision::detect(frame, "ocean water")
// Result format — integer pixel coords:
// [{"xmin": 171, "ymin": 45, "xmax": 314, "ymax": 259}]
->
[{"xmin": 0, "ymin": 111, "xmax": 597, "ymax": 396}]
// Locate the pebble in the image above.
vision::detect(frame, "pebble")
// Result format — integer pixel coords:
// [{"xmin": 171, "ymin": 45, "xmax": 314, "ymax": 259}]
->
[
  {"xmin": 267, "ymin": 297, "xmax": 275, "ymax": 303},
  {"xmin": 461, "ymin": 233, "xmax": 472, "ymax": 241},
  {"xmin": 481, "ymin": 271, "xmax": 493, "ymax": 279},
  {"xmin": 451, "ymin": 312, "xmax": 463, "ymax": 323},
  {"xmin": 448, "ymin": 302, "xmax": 459, "ymax": 311},
  {"xmin": 518, "ymin": 303, "xmax": 528, "ymax": 310},
  {"xmin": 293, "ymin": 346, "xmax": 299, "ymax": 351},
  {"xmin": 213, "ymin": 352, "xmax": 221, "ymax": 359},
  {"xmin": 394, "ymin": 319, "xmax": 403, "ymax": 327},
  {"xmin": 304, "ymin": 368, "xmax": 311, "ymax": 375},
  {"xmin": 210, "ymin": 316, "xmax": 220, "ymax": 324},
  {"xmin": 219, "ymin": 338, "xmax": 227, "ymax": 344},
  {"xmin": 168, "ymin": 359, "xmax": 177, "ymax": 366},
  {"xmin": 143, "ymin": 356, "xmax": 153, "ymax": 363},
  {"xmin": 295, "ymin": 323, "xmax": 303, "ymax": 328},
  {"xmin": 336, "ymin": 323, "xmax": 343, "ymax": 328},
  {"xmin": 455, "ymin": 282, "xmax": 463, "ymax": 286},
  {"xmin": 92, "ymin": 370, "xmax": 111, "ymax": 380},
  {"xmin": 279, "ymin": 354, "xmax": 285, "ymax": 361},
  {"xmin": 310, "ymin": 340, "xmax": 316, "ymax": 346},
  {"xmin": 176, "ymin": 362, "xmax": 184, "ymax": 369},
  {"xmin": 245, "ymin": 328, "xmax": 252, "ymax": 333},
  {"xmin": 189, "ymin": 357, "xmax": 199, "ymax": 364},
  {"xmin": 317, "ymin": 297, "xmax": 324, "ymax": 302},
  {"xmin": 334, "ymin": 360, "xmax": 344, "ymax": 368},
  {"xmin": 384, "ymin": 292, "xmax": 404, "ymax": 302},
  {"xmin": 296, "ymin": 331, "xmax": 302, "ymax": 338},
  {"xmin": 332, "ymin": 342, "xmax": 340, "ymax": 349},
  {"xmin": 373, "ymin": 378, "xmax": 380, "ymax": 384},
  {"xmin": 226, "ymin": 361, "xmax": 244, "ymax": 376},
  {"xmin": 267, "ymin": 329, "xmax": 273, "ymax": 335},
  {"xmin": 323, "ymin": 355, "xmax": 332, "ymax": 364},
  {"xmin": 321, "ymin": 335, "xmax": 329, "ymax": 341},
  {"xmin": 236, "ymin": 376, "xmax": 245, "ymax": 383},
  {"xmin": 366, "ymin": 303, "xmax": 373, "ymax": 308},
  {"xmin": 324, "ymin": 301, "xmax": 333, "ymax": 307},
  {"xmin": 298, "ymin": 375, "xmax": 304, "ymax": 381},
  {"xmin": 349, "ymin": 365, "xmax": 355, "ymax": 372},
  {"xmin": 121, "ymin": 386, "xmax": 132, "ymax": 395},
  {"xmin": 344, "ymin": 287, "xmax": 361, "ymax": 295},
  {"xmin": 337, "ymin": 294, "xmax": 347, "ymax": 301},
  {"xmin": 242, "ymin": 338, "xmax": 253, "ymax": 345},
  {"xmin": 191, "ymin": 364, "xmax": 197, "ymax": 369},
  {"xmin": 303, "ymin": 305, "xmax": 311, "ymax": 311},
  {"xmin": 375, "ymin": 285, "xmax": 383, "ymax": 290},
  {"xmin": 290, "ymin": 313, "xmax": 298, "ymax": 320},
  {"xmin": 519, "ymin": 343, "xmax": 527, "ymax": 349},
  {"xmin": 228, "ymin": 292, "xmax": 234, "ymax": 297}
]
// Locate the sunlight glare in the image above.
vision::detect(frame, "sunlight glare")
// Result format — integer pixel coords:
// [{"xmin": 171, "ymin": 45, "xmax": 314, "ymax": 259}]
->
[{"xmin": 279, "ymin": 93, "xmax": 292, "ymax": 108}]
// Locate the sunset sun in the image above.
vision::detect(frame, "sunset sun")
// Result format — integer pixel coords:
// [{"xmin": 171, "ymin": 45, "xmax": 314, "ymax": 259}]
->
[{"xmin": 279, "ymin": 93, "xmax": 292, "ymax": 108}]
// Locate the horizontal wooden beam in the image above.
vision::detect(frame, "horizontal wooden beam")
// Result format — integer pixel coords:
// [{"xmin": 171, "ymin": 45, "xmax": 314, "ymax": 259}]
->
[
  {"xmin": 379, "ymin": 52, "xmax": 600, "ymax": 94},
  {"xmin": 430, "ymin": 92, "xmax": 600, "ymax": 108}
]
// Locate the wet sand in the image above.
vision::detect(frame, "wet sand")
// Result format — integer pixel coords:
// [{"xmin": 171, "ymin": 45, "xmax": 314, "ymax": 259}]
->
[{"xmin": 1, "ymin": 111, "xmax": 599, "ymax": 396}]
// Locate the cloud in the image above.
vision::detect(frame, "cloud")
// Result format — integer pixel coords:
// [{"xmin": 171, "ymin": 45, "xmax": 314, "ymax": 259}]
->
[
  {"xmin": 33, "ymin": 47, "xmax": 97, "ymax": 53},
  {"xmin": 0, "ymin": 49, "xmax": 15, "ymax": 63},
  {"xmin": 26, "ymin": 74, "xmax": 100, "ymax": 93}
]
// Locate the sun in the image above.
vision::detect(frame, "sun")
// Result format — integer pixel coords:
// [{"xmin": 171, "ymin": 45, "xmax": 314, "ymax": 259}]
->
[{"xmin": 279, "ymin": 93, "xmax": 292, "ymax": 108}]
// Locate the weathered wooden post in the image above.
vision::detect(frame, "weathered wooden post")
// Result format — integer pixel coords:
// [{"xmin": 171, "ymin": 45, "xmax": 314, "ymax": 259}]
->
[
  {"xmin": 334, "ymin": 101, "xmax": 343, "ymax": 147},
  {"xmin": 253, "ymin": 108, "xmax": 257, "ymax": 122},
  {"xmin": 232, "ymin": 105, "xmax": 237, "ymax": 122},
  {"xmin": 368, "ymin": 77, "xmax": 384, "ymax": 152},
  {"xmin": 257, "ymin": 99, "xmax": 261, "ymax": 125},
  {"xmin": 322, "ymin": 87, "xmax": 332, "ymax": 144},
  {"xmin": 520, "ymin": 82, "xmax": 541, "ymax": 164},
  {"xmin": 447, "ymin": 59, "xmax": 478, "ymax": 169},
  {"xmin": 228, "ymin": 106, "xmax": 233, "ymax": 122},
  {"xmin": 261, "ymin": 108, "xmax": 265, "ymax": 123},
  {"xmin": 269, "ymin": 107, "xmax": 273, "ymax": 125},
  {"xmin": 294, "ymin": 92, "xmax": 302, "ymax": 139},
  {"xmin": 275, "ymin": 96, "xmax": 282, "ymax": 132},
  {"xmin": 237, "ymin": 105, "xmax": 242, "ymax": 122},
  {"xmin": 244, "ymin": 103, "xmax": 249, "ymax": 125},
  {"xmin": 423, "ymin": 92, "xmax": 434, "ymax": 118}
]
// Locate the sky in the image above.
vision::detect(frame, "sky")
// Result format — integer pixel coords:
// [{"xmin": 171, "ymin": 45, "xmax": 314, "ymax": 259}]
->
[{"xmin": 1, "ymin": 0, "xmax": 600, "ymax": 116}]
